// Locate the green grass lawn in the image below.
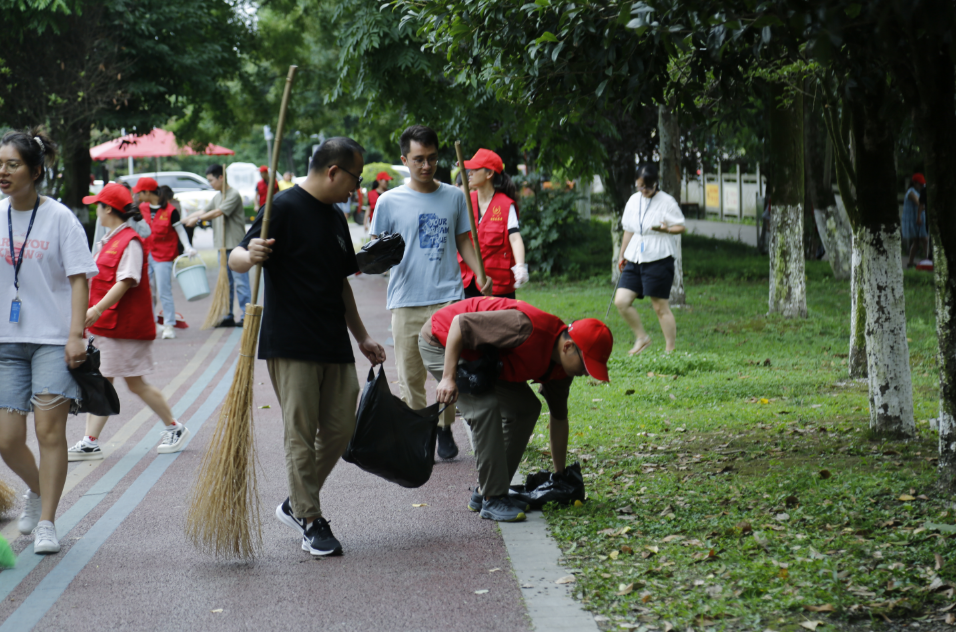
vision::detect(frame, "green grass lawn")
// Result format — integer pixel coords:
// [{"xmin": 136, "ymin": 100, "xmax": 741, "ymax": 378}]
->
[{"xmin": 517, "ymin": 235, "xmax": 953, "ymax": 631}]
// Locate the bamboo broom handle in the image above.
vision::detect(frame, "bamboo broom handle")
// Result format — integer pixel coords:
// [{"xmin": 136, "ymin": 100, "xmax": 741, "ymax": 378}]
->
[
  {"xmin": 250, "ymin": 65, "xmax": 298, "ymax": 304},
  {"xmin": 454, "ymin": 141, "xmax": 487, "ymax": 288}
]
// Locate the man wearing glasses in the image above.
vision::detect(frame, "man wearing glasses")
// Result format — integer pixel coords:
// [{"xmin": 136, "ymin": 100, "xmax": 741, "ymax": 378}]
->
[
  {"xmin": 369, "ymin": 125, "xmax": 490, "ymax": 462},
  {"xmin": 419, "ymin": 297, "xmax": 613, "ymax": 522}
]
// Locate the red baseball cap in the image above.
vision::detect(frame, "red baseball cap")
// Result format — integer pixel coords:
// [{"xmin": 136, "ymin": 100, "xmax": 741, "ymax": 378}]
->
[
  {"xmin": 376, "ymin": 171, "xmax": 393, "ymax": 181},
  {"xmin": 463, "ymin": 148, "xmax": 504, "ymax": 174},
  {"xmin": 912, "ymin": 173, "xmax": 926, "ymax": 185},
  {"xmin": 259, "ymin": 165, "xmax": 269, "ymax": 173},
  {"xmin": 567, "ymin": 319, "xmax": 613, "ymax": 382},
  {"xmin": 132, "ymin": 177, "xmax": 158, "ymax": 193},
  {"xmin": 83, "ymin": 182, "xmax": 134, "ymax": 211}
]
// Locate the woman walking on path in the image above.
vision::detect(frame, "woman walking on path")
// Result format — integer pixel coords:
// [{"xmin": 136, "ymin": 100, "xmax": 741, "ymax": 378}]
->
[
  {"xmin": 0, "ymin": 129, "xmax": 99, "ymax": 554},
  {"xmin": 459, "ymin": 148, "xmax": 529, "ymax": 298},
  {"xmin": 903, "ymin": 173, "xmax": 928, "ymax": 268},
  {"xmin": 614, "ymin": 163, "xmax": 685, "ymax": 354},
  {"xmin": 132, "ymin": 178, "xmax": 196, "ymax": 339},
  {"xmin": 67, "ymin": 183, "xmax": 190, "ymax": 463},
  {"xmin": 363, "ymin": 171, "xmax": 392, "ymax": 233}
]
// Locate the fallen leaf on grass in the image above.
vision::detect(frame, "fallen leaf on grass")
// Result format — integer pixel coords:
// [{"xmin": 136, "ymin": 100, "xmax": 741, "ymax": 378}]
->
[
  {"xmin": 412, "ymin": 503, "xmax": 428, "ymax": 507},
  {"xmin": 938, "ymin": 602, "xmax": 955, "ymax": 613},
  {"xmin": 620, "ymin": 545, "xmax": 634, "ymax": 555},
  {"xmin": 937, "ymin": 554, "xmax": 945, "ymax": 571},
  {"xmin": 641, "ymin": 591, "xmax": 653, "ymax": 603},
  {"xmin": 775, "ymin": 513, "xmax": 790, "ymax": 522},
  {"xmin": 736, "ymin": 521, "xmax": 753, "ymax": 534},
  {"xmin": 609, "ymin": 550, "xmax": 620, "ymax": 560},
  {"xmin": 804, "ymin": 604, "xmax": 835, "ymax": 613},
  {"xmin": 898, "ymin": 494, "xmax": 916, "ymax": 502},
  {"xmin": 593, "ymin": 615, "xmax": 610, "ymax": 623},
  {"xmin": 662, "ymin": 535, "xmax": 684, "ymax": 543},
  {"xmin": 624, "ymin": 389, "xmax": 635, "ymax": 396},
  {"xmin": 488, "ymin": 568, "xmax": 501, "ymax": 573},
  {"xmin": 555, "ymin": 575, "xmax": 576, "ymax": 584},
  {"xmin": 778, "ymin": 568, "xmax": 789, "ymax": 579},
  {"xmin": 619, "ymin": 624, "xmax": 640, "ymax": 630},
  {"xmin": 474, "ymin": 590, "xmax": 489, "ymax": 595},
  {"xmin": 617, "ymin": 583, "xmax": 635, "ymax": 595},
  {"xmin": 211, "ymin": 609, "xmax": 223, "ymax": 613},
  {"xmin": 799, "ymin": 622, "xmax": 823, "ymax": 630},
  {"xmin": 946, "ymin": 612, "xmax": 955, "ymax": 625}
]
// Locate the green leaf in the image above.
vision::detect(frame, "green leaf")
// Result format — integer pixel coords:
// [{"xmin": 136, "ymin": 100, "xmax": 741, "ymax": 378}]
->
[
  {"xmin": 595, "ymin": 78, "xmax": 608, "ymax": 97},
  {"xmin": 536, "ymin": 31, "xmax": 559, "ymax": 43},
  {"xmin": 846, "ymin": 3, "xmax": 862, "ymax": 18}
]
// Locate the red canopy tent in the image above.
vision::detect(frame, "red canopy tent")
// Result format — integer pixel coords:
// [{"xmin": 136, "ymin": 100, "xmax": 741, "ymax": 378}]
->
[{"xmin": 90, "ymin": 128, "xmax": 234, "ymax": 160}]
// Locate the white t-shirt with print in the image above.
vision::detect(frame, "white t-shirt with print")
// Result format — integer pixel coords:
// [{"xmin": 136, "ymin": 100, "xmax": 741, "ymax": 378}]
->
[
  {"xmin": 0, "ymin": 197, "xmax": 99, "ymax": 345},
  {"xmin": 621, "ymin": 190, "xmax": 685, "ymax": 264}
]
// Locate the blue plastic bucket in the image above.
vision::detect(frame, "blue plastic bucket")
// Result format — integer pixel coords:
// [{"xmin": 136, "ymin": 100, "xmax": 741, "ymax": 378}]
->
[{"xmin": 173, "ymin": 255, "xmax": 210, "ymax": 302}]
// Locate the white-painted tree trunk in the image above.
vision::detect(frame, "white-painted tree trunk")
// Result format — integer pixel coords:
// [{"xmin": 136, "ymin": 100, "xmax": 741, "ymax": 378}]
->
[
  {"xmin": 669, "ymin": 236, "xmax": 685, "ymax": 307},
  {"xmin": 848, "ymin": 230, "xmax": 867, "ymax": 378},
  {"xmin": 816, "ymin": 197, "xmax": 853, "ymax": 280},
  {"xmin": 611, "ymin": 228, "xmax": 623, "ymax": 284},
  {"xmin": 860, "ymin": 226, "xmax": 915, "ymax": 437},
  {"xmin": 768, "ymin": 203, "xmax": 807, "ymax": 318}
]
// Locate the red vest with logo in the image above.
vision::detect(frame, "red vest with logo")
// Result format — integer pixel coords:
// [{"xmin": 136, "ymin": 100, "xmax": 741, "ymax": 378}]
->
[
  {"xmin": 142, "ymin": 202, "xmax": 178, "ymax": 262},
  {"xmin": 88, "ymin": 227, "xmax": 155, "ymax": 341},
  {"xmin": 459, "ymin": 192, "xmax": 518, "ymax": 295},
  {"xmin": 430, "ymin": 297, "xmax": 568, "ymax": 383}
]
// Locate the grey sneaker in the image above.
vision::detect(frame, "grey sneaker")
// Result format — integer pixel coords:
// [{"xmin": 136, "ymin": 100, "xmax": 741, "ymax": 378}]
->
[
  {"xmin": 469, "ymin": 488, "xmax": 529, "ymax": 512},
  {"xmin": 479, "ymin": 496, "xmax": 526, "ymax": 522}
]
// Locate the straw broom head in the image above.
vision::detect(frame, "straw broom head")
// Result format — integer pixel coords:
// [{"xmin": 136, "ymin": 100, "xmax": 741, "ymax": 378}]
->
[
  {"xmin": 0, "ymin": 479, "xmax": 16, "ymax": 516},
  {"xmin": 186, "ymin": 305, "xmax": 263, "ymax": 559},
  {"xmin": 201, "ymin": 249, "xmax": 231, "ymax": 330}
]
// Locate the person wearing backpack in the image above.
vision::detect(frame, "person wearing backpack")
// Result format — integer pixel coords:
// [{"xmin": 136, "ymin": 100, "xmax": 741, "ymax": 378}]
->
[
  {"xmin": 66, "ymin": 183, "xmax": 190, "ymax": 465},
  {"xmin": 0, "ymin": 128, "xmax": 99, "ymax": 554}
]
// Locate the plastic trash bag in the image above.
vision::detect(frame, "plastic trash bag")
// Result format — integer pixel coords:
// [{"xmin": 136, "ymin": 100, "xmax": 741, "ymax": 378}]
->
[
  {"xmin": 343, "ymin": 366, "xmax": 440, "ymax": 488},
  {"xmin": 509, "ymin": 461, "xmax": 585, "ymax": 509},
  {"xmin": 69, "ymin": 337, "xmax": 121, "ymax": 417},
  {"xmin": 355, "ymin": 232, "xmax": 406, "ymax": 274},
  {"xmin": 456, "ymin": 346, "xmax": 501, "ymax": 395}
]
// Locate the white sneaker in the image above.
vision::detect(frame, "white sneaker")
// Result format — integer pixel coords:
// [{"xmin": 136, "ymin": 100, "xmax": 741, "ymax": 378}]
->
[
  {"xmin": 18, "ymin": 490, "xmax": 42, "ymax": 535},
  {"xmin": 33, "ymin": 520, "xmax": 60, "ymax": 554},
  {"xmin": 157, "ymin": 422, "xmax": 190, "ymax": 454},
  {"xmin": 68, "ymin": 437, "xmax": 104, "ymax": 461},
  {"xmin": 162, "ymin": 324, "xmax": 176, "ymax": 339}
]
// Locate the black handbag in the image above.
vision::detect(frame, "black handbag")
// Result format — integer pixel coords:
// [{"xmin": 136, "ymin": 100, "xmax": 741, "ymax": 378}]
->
[
  {"xmin": 456, "ymin": 345, "xmax": 501, "ymax": 395},
  {"xmin": 355, "ymin": 232, "xmax": 406, "ymax": 274},
  {"xmin": 69, "ymin": 337, "xmax": 121, "ymax": 416}
]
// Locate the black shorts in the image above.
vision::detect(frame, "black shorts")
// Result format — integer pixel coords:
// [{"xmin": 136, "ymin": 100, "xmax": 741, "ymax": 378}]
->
[{"xmin": 619, "ymin": 257, "xmax": 674, "ymax": 299}]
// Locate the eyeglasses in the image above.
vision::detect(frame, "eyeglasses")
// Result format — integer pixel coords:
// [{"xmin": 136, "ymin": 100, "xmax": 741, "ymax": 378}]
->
[
  {"xmin": 335, "ymin": 165, "xmax": 363, "ymax": 186},
  {"xmin": 0, "ymin": 161, "xmax": 23, "ymax": 173},
  {"xmin": 573, "ymin": 344, "xmax": 589, "ymax": 377},
  {"xmin": 409, "ymin": 156, "xmax": 438, "ymax": 167},
  {"xmin": 638, "ymin": 183, "xmax": 656, "ymax": 191}
]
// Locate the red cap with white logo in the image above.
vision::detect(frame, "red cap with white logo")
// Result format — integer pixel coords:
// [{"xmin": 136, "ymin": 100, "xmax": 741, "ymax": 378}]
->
[{"xmin": 567, "ymin": 319, "xmax": 613, "ymax": 382}]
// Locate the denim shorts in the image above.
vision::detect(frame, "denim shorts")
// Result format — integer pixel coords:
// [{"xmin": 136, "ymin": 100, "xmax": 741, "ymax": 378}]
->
[{"xmin": 0, "ymin": 343, "xmax": 81, "ymax": 414}]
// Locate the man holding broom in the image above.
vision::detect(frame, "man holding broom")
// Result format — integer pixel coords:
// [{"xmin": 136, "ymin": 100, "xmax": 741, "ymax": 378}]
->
[
  {"xmin": 229, "ymin": 137, "xmax": 386, "ymax": 557},
  {"xmin": 183, "ymin": 164, "xmax": 249, "ymax": 327},
  {"xmin": 369, "ymin": 124, "xmax": 491, "ymax": 461}
]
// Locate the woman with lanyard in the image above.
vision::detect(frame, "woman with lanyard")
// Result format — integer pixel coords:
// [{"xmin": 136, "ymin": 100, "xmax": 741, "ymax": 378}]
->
[
  {"xmin": 131, "ymin": 177, "xmax": 196, "ymax": 339},
  {"xmin": 364, "ymin": 171, "xmax": 392, "ymax": 232},
  {"xmin": 66, "ymin": 183, "xmax": 190, "ymax": 463},
  {"xmin": 458, "ymin": 148, "xmax": 529, "ymax": 298},
  {"xmin": 614, "ymin": 163, "xmax": 685, "ymax": 354},
  {"xmin": 0, "ymin": 128, "xmax": 99, "ymax": 554}
]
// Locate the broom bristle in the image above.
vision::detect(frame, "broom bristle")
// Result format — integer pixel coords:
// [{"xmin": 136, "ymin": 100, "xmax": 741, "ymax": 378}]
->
[
  {"xmin": 201, "ymin": 249, "xmax": 232, "ymax": 330},
  {"xmin": 0, "ymin": 479, "xmax": 16, "ymax": 517},
  {"xmin": 186, "ymin": 306, "xmax": 264, "ymax": 559}
]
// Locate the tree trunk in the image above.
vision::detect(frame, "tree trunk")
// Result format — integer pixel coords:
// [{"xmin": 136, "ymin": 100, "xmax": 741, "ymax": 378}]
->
[
  {"xmin": 820, "ymin": 196, "xmax": 853, "ymax": 280},
  {"xmin": 768, "ymin": 85, "xmax": 807, "ymax": 318},
  {"xmin": 910, "ymin": 38, "xmax": 956, "ymax": 490},
  {"xmin": 658, "ymin": 103, "xmax": 685, "ymax": 306},
  {"xmin": 58, "ymin": 121, "xmax": 93, "ymax": 224},
  {"xmin": 604, "ymin": 151, "xmax": 637, "ymax": 283},
  {"xmin": 848, "ymin": 228, "xmax": 868, "ymax": 378},
  {"xmin": 851, "ymin": 98, "xmax": 915, "ymax": 439}
]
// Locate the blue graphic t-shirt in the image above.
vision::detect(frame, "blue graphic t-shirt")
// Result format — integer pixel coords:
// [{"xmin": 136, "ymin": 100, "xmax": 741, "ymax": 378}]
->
[{"xmin": 370, "ymin": 183, "xmax": 471, "ymax": 309}]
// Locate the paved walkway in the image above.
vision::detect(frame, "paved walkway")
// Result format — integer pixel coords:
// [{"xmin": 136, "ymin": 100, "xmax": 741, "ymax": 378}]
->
[
  {"xmin": 684, "ymin": 218, "xmax": 758, "ymax": 247},
  {"xmin": 0, "ymin": 256, "xmax": 594, "ymax": 631}
]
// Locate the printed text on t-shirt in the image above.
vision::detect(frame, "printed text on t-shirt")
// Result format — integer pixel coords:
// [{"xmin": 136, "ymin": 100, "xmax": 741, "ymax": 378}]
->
[{"xmin": 418, "ymin": 213, "xmax": 449, "ymax": 261}]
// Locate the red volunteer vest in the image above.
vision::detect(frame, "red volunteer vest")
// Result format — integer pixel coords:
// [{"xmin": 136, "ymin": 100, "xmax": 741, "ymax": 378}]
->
[
  {"xmin": 430, "ymin": 297, "xmax": 568, "ymax": 383},
  {"xmin": 459, "ymin": 192, "xmax": 518, "ymax": 295},
  {"xmin": 88, "ymin": 227, "xmax": 156, "ymax": 341},
  {"xmin": 141, "ymin": 202, "xmax": 178, "ymax": 262}
]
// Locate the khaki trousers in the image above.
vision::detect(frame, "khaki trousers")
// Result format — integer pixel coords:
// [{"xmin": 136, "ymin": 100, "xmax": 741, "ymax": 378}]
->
[
  {"xmin": 392, "ymin": 302, "xmax": 456, "ymax": 428},
  {"xmin": 267, "ymin": 358, "xmax": 360, "ymax": 520},
  {"xmin": 419, "ymin": 337, "xmax": 541, "ymax": 497}
]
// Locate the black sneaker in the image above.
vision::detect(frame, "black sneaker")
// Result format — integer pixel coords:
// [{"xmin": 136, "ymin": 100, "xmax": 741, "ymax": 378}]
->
[
  {"xmin": 216, "ymin": 316, "xmax": 236, "ymax": 328},
  {"xmin": 436, "ymin": 426, "xmax": 459, "ymax": 460},
  {"xmin": 301, "ymin": 517, "xmax": 342, "ymax": 556},
  {"xmin": 275, "ymin": 498, "xmax": 307, "ymax": 536}
]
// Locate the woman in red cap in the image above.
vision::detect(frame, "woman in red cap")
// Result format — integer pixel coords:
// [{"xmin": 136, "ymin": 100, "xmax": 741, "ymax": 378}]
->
[
  {"xmin": 132, "ymin": 177, "xmax": 196, "ymax": 339},
  {"xmin": 68, "ymin": 183, "xmax": 190, "ymax": 464},
  {"xmin": 257, "ymin": 165, "xmax": 279, "ymax": 208},
  {"xmin": 460, "ymin": 148, "xmax": 528, "ymax": 298},
  {"xmin": 903, "ymin": 173, "xmax": 928, "ymax": 268},
  {"xmin": 364, "ymin": 171, "xmax": 393, "ymax": 232}
]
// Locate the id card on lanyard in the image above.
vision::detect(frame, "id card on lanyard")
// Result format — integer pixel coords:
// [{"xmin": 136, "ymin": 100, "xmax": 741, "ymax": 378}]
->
[
  {"xmin": 8, "ymin": 196, "xmax": 40, "ymax": 324},
  {"xmin": 638, "ymin": 196, "xmax": 650, "ymax": 254}
]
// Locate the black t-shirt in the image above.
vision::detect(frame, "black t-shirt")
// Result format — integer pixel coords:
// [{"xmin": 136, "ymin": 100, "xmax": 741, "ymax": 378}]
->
[{"xmin": 238, "ymin": 185, "xmax": 359, "ymax": 363}]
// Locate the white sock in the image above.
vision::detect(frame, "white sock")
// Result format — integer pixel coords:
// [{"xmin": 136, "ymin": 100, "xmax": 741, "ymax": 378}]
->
[
  {"xmin": 165, "ymin": 420, "xmax": 182, "ymax": 430},
  {"xmin": 84, "ymin": 436, "xmax": 98, "ymax": 445}
]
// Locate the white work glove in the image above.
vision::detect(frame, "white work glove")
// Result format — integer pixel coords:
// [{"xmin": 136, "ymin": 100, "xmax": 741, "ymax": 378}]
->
[
  {"xmin": 185, "ymin": 246, "xmax": 198, "ymax": 258},
  {"xmin": 512, "ymin": 263, "xmax": 529, "ymax": 288}
]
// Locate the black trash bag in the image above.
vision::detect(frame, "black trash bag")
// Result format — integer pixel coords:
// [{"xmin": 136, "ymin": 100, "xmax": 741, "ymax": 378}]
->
[
  {"xmin": 355, "ymin": 232, "xmax": 405, "ymax": 274},
  {"xmin": 343, "ymin": 366, "xmax": 440, "ymax": 488},
  {"xmin": 456, "ymin": 345, "xmax": 501, "ymax": 395},
  {"xmin": 509, "ymin": 462, "xmax": 585, "ymax": 509},
  {"xmin": 69, "ymin": 337, "xmax": 121, "ymax": 416}
]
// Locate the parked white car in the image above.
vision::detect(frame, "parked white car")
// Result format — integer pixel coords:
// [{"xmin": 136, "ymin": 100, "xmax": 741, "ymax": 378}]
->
[{"xmin": 119, "ymin": 171, "xmax": 217, "ymax": 215}]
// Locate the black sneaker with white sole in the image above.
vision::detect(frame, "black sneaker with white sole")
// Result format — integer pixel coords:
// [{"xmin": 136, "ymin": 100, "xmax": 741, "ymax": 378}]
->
[
  {"xmin": 301, "ymin": 517, "xmax": 342, "ymax": 556},
  {"xmin": 275, "ymin": 498, "xmax": 307, "ymax": 536},
  {"xmin": 436, "ymin": 426, "xmax": 459, "ymax": 460}
]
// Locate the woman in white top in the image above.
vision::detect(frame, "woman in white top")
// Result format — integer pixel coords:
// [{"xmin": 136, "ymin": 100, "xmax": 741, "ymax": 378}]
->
[
  {"xmin": 0, "ymin": 128, "xmax": 99, "ymax": 554},
  {"xmin": 614, "ymin": 163, "xmax": 685, "ymax": 354}
]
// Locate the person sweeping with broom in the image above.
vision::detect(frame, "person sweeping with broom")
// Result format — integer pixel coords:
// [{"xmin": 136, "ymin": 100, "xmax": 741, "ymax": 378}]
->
[{"xmin": 229, "ymin": 137, "xmax": 386, "ymax": 557}]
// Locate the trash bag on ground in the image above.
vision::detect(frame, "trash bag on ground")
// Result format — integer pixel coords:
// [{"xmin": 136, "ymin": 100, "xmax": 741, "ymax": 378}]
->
[
  {"xmin": 69, "ymin": 337, "xmax": 121, "ymax": 416},
  {"xmin": 509, "ymin": 461, "xmax": 585, "ymax": 509},
  {"xmin": 355, "ymin": 232, "xmax": 405, "ymax": 274},
  {"xmin": 342, "ymin": 366, "xmax": 440, "ymax": 488}
]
